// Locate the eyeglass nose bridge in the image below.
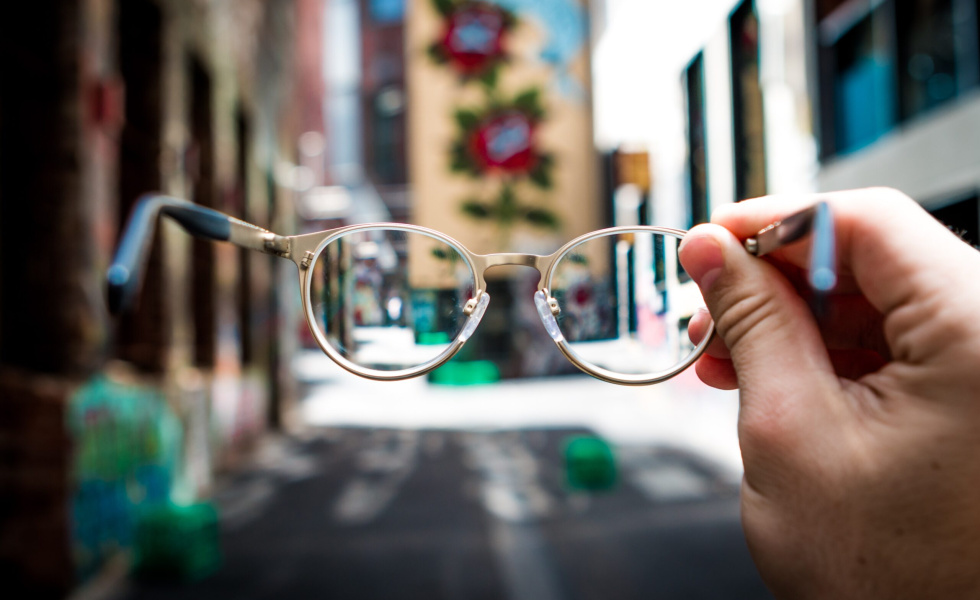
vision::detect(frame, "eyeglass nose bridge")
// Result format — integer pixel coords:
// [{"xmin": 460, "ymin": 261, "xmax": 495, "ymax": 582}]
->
[
  {"xmin": 470, "ymin": 252, "xmax": 556, "ymax": 293},
  {"xmin": 476, "ymin": 252, "xmax": 549, "ymax": 270}
]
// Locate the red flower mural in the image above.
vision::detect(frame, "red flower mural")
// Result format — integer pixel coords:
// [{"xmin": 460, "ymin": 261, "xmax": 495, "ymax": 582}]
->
[
  {"xmin": 450, "ymin": 89, "xmax": 553, "ymax": 187},
  {"xmin": 429, "ymin": 0, "xmax": 515, "ymax": 80},
  {"xmin": 429, "ymin": 1, "xmax": 560, "ymax": 233},
  {"xmin": 469, "ymin": 110, "xmax": 536, "ymax": 174}
]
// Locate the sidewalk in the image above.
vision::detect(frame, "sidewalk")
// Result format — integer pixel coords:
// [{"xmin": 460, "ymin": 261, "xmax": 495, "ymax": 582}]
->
[{"xmin": 295, "ymin": 350, "xmax": 744, "ymax": 479}]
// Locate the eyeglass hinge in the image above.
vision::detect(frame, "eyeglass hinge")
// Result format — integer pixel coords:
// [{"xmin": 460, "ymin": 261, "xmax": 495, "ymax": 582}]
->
[
  {"xmin": 300, "ymin": 251, "xmax": 315, "ymax": 270},
  {"xmin": 263, "ymin": 233, "xmax": 291, "ymax": 257}
]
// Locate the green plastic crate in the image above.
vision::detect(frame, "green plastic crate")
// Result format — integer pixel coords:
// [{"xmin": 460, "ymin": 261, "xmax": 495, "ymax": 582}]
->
[
  {"xmin": 427, "ymin": 360, "xmax": 500, "ymax": 386},
  {"xmin": 564, "ymin": 436, "xmax": 617, "ymax": 492},
  {"xmin": 133, "ymin": 502, "xmax": 221, "ymax": 581}
]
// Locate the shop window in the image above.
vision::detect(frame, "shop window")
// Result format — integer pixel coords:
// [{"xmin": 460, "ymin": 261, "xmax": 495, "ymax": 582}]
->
[
  {"xmin": 729, "ymin": 0, "xmax": 767, "ymax": 201},
  {"xmin": 818, "ymin": 0, "xmax": 980, "ymax": 159},
  {"xmin": 897, "ymin": 0, "xmax": 960, "ymax": 119},
  {"xmin": 368, "ymin": 87, "xmax": 406, "ymax": 185},
  {"xmin": 825, "ymin": 5, "xmax": 898, "ymax": 156},
  {"xmin": 684, "ymin": 53, "xmax": 709, "ymax": 227}
]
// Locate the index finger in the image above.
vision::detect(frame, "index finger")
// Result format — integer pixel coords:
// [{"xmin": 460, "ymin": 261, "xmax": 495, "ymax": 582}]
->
[{"xmin": 712, "ymin": 189, "xmax": 980, "ymax": 364}]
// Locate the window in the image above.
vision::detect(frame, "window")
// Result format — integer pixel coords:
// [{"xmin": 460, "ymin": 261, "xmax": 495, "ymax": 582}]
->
[
  {"xmin": 821, "ymin": 3, "xmax": 898, "ymax": 156},
  {"xmin": 117, "ymin": 0, "xmax": 169, "ymax": 372},
  {"xmin": 729, "ymin": 0, "xmax": 767, "ymax": 200},
  {"xmin": 685, "ymin": 53, "xmax": 709, "ymax": 227},
  {"xmin": 368, "ymin": 87, "xmax": 406, "ymax": 185},
  {"xmin": 897, "ymin": 0, "xmax": 960, "ymax": 119},
  {"xmin": 818, "ymin": 0, "xmax": 980, "ymax": 159}
]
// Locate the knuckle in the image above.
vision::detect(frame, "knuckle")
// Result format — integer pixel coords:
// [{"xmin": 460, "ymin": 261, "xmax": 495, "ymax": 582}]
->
[
  {"xmin": 864, "ymin": 186, "xmax": 918, "ymax": 213},
  {"xmin": 867, "ymin": 185, "xmax": 905, "ymax": 200},
  {"xmin": 712, "ymin": 285, "xmax": 781, "ymax": 352}
]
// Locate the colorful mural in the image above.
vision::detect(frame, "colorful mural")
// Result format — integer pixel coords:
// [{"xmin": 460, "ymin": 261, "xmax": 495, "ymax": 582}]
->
[
  {"xmin": 69, "ymin": 376, "xmax": 182, "ymax": 579},
  {"xmin": 427, "ymin": 0, "xmax": 516, "ymax": 82},
  {"xmin": 451, "ymin": 88, "xmax": 559, "ymax": 231},
  {"xmin": 408, "ymin": 0, "xmax": 598, "ymax": 378},
  {"xmin": 408, "ymin": 0, "xmax": 598, "ymax": 256}
]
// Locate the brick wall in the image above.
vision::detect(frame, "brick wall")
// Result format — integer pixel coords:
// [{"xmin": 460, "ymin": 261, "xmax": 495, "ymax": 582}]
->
[{"xmin": 0, "ymin": 371, "xmax": 75, "ymax": 597}]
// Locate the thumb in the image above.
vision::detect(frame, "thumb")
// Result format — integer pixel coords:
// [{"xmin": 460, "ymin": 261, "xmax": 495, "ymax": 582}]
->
[{"xmin": 679, "ymin": 224, "xmax": 836, "ymax": 402}]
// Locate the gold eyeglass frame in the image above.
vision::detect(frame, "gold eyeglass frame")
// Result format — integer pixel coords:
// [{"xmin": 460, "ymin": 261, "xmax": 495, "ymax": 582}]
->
[
  {"xmin": 292, "ymin": 222, "xmax": 710, "ymax": 385},
  {"xmin": 108, "ymin": 194, "xmax": 835, "ymax": 387}
]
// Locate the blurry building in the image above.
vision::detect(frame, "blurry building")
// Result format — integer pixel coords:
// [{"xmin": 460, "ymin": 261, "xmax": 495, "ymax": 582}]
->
[
  {"xmin": 313, "ymin": 0, "xmax": 403, "ymax": 228},
  {"xmin": 359, "ymin": 0, "xmax": 410, "ymax": 222},
  {"xmin": 651, "ymin": 0, "xmax": 979, "ymax": 246},
  {"xmin": 0, "ymin": 0, "xmax": 323, "ymax": 595},
  {"xmin": 810, "ymin": 0, "xmax": 980, "ymax": 244}
]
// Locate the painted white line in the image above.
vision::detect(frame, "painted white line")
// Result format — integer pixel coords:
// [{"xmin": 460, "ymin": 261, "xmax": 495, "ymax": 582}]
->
[
  {"xmin": 464, "ymin": 434, "xmax": 567, "ymax": 600},
  {"xmin": 332, "ymin": 431, "xmax": 419, "ymax": 525}
]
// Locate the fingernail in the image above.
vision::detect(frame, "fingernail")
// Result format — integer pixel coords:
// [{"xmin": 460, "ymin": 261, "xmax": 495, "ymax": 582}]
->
[{"xmin": 679, "ymin": 234, "xmax": 724, "ymax": 292}]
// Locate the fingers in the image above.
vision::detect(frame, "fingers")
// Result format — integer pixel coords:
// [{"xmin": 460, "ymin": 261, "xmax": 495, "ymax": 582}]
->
[
  {"xmin": 719, "ymin": 190, "xmax": 980, "ymax": 367},
  {"xmin": 833, "ymin": 191, "xmax": 980, "ymax": 367},
  {"xmin": 689, "ymin": 309, "xmax": 737, "ymax": 389},
  {"xmin": 819, "ymin": 294, "xmax": 889, "ymax": 360},
  {"xmin": 695, "ymin": 355, "xmax": 739, "ymax": 390},
  {"xmin": 711, "ymin": 194, "xmax": 816, "ymax": 238},
  {"xmin": 690, "ymin": 300, "xmax": 886, "ymax": 387},
  {"xmin": 828, "ymin": 349, "xmax": 888, "ymax": 381},
  {"xmin": 689, "ymin": 308, "xmax": 730, "ymax": 359},
  {"xmin": 679, "ymin": 223, "xmax": 838, "ymax": 409},
  {"xmin": 690, "ymin": 295, "xmax": 888, "ymax": 361}
]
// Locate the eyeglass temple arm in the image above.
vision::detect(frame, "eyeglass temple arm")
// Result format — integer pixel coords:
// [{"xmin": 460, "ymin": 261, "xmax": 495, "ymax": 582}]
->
[
  {"xmin": 744, "ymin": 200, "xmax": 837, "ymax": 292},
  {"xmin": 107, "ymin": 193, "xmax": 291, "ymax": 315}
]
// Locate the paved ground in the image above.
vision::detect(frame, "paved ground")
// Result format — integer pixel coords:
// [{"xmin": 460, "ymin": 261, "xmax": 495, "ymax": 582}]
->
[
  {"xmin": 110, "ymin": 354, "xmax": 771, "ymax": 599},
  {"xmin": 115, "ymin": 425, "xmax": 771, "ymax": 600},
  {"xmin": 294, "ymin": 351, "xmax": 746, "ymax": 475}
]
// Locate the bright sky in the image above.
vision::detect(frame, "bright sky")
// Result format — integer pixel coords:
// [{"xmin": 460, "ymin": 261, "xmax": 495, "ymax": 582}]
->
[{"xmin": 592, "ymin": 0, "xmax": 740, "ymax": 149}]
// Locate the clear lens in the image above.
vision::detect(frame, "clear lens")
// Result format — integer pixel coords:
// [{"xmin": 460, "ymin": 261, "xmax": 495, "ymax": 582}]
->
[
  {"xmin": 308, "ymin": 227, "xmax": 476, "ymax": 373},
  {"xmin": 549, "ymin": 230, "xmax": 706, "ymax": 378}
]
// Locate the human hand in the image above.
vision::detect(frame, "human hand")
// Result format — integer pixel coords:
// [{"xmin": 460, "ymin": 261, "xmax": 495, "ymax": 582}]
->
[{"xmin": 678, "ymin": 188, "xmax": 980, "ymax": 599}]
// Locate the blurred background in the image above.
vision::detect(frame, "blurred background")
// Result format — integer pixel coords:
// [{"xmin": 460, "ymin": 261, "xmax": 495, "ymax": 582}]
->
[{"xmin": 2, "ymin": 0, "xmax": 979, "ymax": 598}]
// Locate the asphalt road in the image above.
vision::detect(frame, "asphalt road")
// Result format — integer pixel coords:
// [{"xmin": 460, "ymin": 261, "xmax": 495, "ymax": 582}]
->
[{"xmin": 115, "ymin": 427, "xmax": 772, "ymax": 600}]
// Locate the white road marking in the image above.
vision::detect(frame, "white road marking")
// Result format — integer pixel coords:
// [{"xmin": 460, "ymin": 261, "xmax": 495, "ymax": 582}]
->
[
  {"xmin": 464, "ymin": 434, "xmax": 566, "ymax": 600},
  {"xmin": 332, "ymin": 431, "xmax": 419, "ymax": 525}
]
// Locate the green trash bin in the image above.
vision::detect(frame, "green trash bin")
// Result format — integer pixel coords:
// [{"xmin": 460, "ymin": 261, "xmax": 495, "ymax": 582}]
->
[
  {"xmin": 564, "ymin": 436, "xmax": 617, "ymax": 492},
  {"xmin": 427, "ymin": 359, "xmax": 500, "ymax": 386},
  {"xmin": 133, "ymin": 502, "xmax": 221, "ymax": 581}
]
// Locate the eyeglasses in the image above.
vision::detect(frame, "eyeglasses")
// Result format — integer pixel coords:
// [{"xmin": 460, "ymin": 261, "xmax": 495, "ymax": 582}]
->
[{"xmin": 108, "ymin": 195, "xmax": 835, "ymax": 385}]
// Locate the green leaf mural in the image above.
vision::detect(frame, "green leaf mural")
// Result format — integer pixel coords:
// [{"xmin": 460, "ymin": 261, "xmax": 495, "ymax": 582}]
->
[{"xmin": 430, "ymin": 1, "xmax": 561, "ymax": 235}]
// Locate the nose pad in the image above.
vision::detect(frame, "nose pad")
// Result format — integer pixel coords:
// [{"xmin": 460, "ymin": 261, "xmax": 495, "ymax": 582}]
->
[
  {"xmin": 458, "ymin": 293, "xmax": 490, "ymax": 342},
  {"xmin": 534, "ymin": 290, "xmax": 564, "ymax": 342}
]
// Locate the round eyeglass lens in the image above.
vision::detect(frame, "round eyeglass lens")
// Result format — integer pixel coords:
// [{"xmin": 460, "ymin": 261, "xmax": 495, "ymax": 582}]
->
[
  {"xmin": 549, "ymin": 230, "xmax": 706, "ymax": 378},
  {"xmin": 308, "ymin": 227, "xmax": 476, "ymax": 373}
]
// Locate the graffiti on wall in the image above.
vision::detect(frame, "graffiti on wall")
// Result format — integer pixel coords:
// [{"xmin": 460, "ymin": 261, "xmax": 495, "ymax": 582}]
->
[
  {"xmin": 69, "ymin": 376, "xmax": 182, "ymax": 580},
  {"xmin": 410, "ymin": 0, "xmax": 597, "ymax": 252}
]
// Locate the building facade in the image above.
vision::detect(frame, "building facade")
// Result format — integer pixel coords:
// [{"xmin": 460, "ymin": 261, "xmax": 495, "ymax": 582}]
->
[
  {"xmin": 654, "ymin": 0, "xmax": 979, "ymax": 246},
  {"xmin": 0, "ymin": 0, "xmax": 321, "ymax": 594}
]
